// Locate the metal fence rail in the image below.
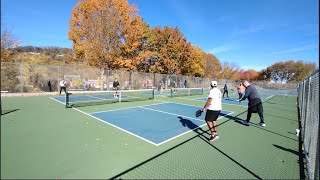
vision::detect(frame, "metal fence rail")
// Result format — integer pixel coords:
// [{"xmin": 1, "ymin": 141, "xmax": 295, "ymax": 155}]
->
[
  {"xmin": 1, "ymin": 62, "xmax": 298, "ymax": 94},
  {"xmin": 297, "ymin": 69, "xmax": 319, "ymax": 180}
]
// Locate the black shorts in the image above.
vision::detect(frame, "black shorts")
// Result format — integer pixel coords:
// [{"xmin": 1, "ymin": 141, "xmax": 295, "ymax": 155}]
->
[
  {"xmin": 248, "ymin": 98, "xmax": 263, "ymax": 113},
  {"xmin": 205, "ymin": 110, "xmax": 221, "ymax": 122}
]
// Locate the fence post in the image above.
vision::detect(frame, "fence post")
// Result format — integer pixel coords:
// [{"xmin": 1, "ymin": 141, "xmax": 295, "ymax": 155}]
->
[
  {"xmin": 106, "ymin": 70, "xmax": 110, "ymax": 91},
  {"xmin": 153, "ymin": 73, "xmax": 156, "ymax": 89},
  {"xmin": 20, "ymin": 62, "xmax": 23, "ymax": 93}
]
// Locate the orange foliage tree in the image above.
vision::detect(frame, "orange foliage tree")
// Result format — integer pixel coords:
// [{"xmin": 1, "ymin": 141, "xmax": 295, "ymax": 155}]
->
[
  {"xmin": 68, "ymin": 0, "xmax": 141, "ymax": 70},
  {"xmin": 68, "ymin": 0, "xmax": 214, "ymax": 77},
  {"xmin": 204, "ymin": 53, "xmax": 221, "ymax": 78},
  {"xmin": 238, "ymin": 69, "xmax": 259, "ymax": 81}
]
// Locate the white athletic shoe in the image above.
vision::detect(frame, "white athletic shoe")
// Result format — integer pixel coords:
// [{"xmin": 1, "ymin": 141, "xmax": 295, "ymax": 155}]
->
[
  {"xmin": 210, "ymin": 135, "xmax": 219, "ymax": 141},
  {"xmin": 257, "ymin": 122, "xmax": 266, "ymax": 127}
]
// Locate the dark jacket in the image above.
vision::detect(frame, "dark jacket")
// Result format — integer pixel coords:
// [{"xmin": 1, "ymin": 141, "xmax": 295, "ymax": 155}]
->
[{"xmin": 240, "ymin": 84, "xmax": 260, "ymax": 102}]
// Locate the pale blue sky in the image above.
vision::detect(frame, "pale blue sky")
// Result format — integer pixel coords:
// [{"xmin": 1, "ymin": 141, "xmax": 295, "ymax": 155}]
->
[{"xmin": 2, "ymin": 0, "xmax": 319, "ymax": 70}]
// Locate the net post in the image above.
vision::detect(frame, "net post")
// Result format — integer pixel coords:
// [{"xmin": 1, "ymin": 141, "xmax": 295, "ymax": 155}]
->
[
  {"xmin": 170, "ymin": 88, "xmax": 173, "ymax": 98},
  {"xmin": 119, "ymin": 90, "xmax": 122, "ymax": 102},
  {"xmin": 65, "ymin": 92, "xmax": 70, "ymax": 108},
  {"xmin": 152, "ymin": 88, "xmax": 155, "ymax": 99}
]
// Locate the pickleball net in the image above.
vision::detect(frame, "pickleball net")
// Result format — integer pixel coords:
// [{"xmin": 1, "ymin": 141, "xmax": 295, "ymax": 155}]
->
[
  {"xmin": 65, "ymin": 89, "xmax": 154, "ymax": 108},
  {"xmin": 170, "ymin": 88, "xmax": 203, "ymax": 97}
]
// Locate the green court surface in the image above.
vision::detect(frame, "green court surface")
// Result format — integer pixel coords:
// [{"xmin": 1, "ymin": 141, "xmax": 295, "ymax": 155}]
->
[{"xmin": 1, "ymin": 92, "xmax": 302, "ymax": 179}]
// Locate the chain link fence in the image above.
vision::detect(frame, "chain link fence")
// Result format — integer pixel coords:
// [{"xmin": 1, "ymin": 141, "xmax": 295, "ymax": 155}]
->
[
  {"xmin": 1, "ymin": 62, "xmax": 298, "ymax": 94},
  {"xmin": 297, "ymin": 69, "xmax": 319, "ymax": 180}
]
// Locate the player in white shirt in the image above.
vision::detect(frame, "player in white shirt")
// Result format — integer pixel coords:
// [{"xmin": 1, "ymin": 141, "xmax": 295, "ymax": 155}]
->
[
  {"xmin": 59, "ymin": 79, "xmax": 67, "ymax": 95},
  {"xmin": 202, "ymin": 81, "xmax": 222, "ymax": 141}
]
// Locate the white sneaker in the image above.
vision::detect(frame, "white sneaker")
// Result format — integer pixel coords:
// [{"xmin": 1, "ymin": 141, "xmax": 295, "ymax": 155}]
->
[
  {"xmin": 210, "ymin": 135, "xmax": 219, "ymax": 141},
  {"xmin": 257, "ymin": 122, "xmax": 266, "ymax": 127}
]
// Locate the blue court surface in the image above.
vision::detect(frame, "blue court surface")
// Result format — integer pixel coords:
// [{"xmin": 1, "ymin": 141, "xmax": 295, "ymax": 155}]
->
[
  {"xmin": 194, "ymin": 97, "xmax": 249, "ymax": 106},
  {"xmin": 86, "ymin": 102, "xmax": 232, "ymax": 146},
  {"xmin": 52, "ymin": 94, "xmax": 130, "ymax": 104}
]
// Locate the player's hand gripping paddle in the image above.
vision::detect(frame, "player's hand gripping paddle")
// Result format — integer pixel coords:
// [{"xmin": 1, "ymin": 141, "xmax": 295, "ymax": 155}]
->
[{"xmin": 195, "ymin": 109, "xmax": 202, "ymax": 117}]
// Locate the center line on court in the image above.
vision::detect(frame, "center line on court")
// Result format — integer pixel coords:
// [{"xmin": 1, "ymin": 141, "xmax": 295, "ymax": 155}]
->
[{"xmin": 138, "ymin": 106, "xmax": 204, "ymax": 122}]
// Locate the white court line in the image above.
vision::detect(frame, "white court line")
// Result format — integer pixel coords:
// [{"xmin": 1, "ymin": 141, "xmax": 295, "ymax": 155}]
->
[
  {"xmin": 174, "ymin": 97, "xmax": 248, "ymax": 108},
  {"xmin": 138, "ymin": 106, "xmax": 204, "ymax": 122},
  {"xmin": 57, "ymin": 99, "xmax": 234, "ymax": 146},
  {"xmin": 50, "ymin": 95, "xmax": 108, "ymax": 104},
  {"xmin": 86, "ymin": 95, "xmax": 108, "ymax": 100},
  {"xmin": 156, "ymin": 111, "xmax": 234, "ymax": 146},
  {"xmin": 49, "ymin": 97, "xmax": 65, "ymax": 105},
  {"xmin": 90, "ymin": 102, "xmax": 169, "ymax": 114},
  {"xmin": 72, "ymin": 107, "xmax": 159, "ymax": 146}
]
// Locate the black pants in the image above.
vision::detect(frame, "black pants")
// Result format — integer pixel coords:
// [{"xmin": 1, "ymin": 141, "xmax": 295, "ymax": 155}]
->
[
  {"xmin": 59, "ymin": 87, "xmax": 66, "ymax": 94},
  {"xmin": 246, "ymin": 98, "xmax": 264, "ymax": 123},
  {"xmin": 223, "ymin": 90, "xmax": 229, "ymax": 97}
]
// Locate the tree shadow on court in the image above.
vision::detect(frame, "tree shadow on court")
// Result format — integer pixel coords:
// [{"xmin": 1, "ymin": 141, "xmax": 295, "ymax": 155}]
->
[
  {"xmin": 111, "ymin": 114, "xmax": 263, "ymax": 179},
  {"xmin": 265, "ymin": 101, "xmax": 297, "ymax": 107},
  {"xmin": 110, "ymin": 96, "xmax": 295, "ymax": 179},
  {"xmin": 263, "ymin": 105, "xmax": 297, "ymax": 113},
  {"xmin": 263, "ymin": 113, "xmax": 297, "ymax": 122},
  {"xmin": 273, "ymin": 144, "xmax": 300, "ymax": 156},
  {"xmin": 219, "ymin": 112, "xmax": 247, "ymax": 126},
  {"xmin": 1, "ymin": 109, "xmax": 20, "ymax": 116}
]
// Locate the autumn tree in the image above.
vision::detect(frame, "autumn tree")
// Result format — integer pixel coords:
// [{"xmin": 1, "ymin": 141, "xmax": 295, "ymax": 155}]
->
[
  {"xmin": 146, "ymin": 26, "xmax": 189, "ymax": 74},
  {"xmin": 1, "ymin": 28, "xmax": 21, "ymax": 92},
  {"xmin": 291, "ymin": 60, "xmax": 317, "ymax": 81},
  {"xmin": 68, "ymin": 0, "xmax": 138, "ymax": 70},
  {"xmin": 257, "ymin": 67, "xmax": 272, "ymax": 81},
  {"xmin": 238, "ymin": 69, "xmax": 259, "ymax": 81},
  {"xmin": 218, "ymin": 62, "xmax": 240, "ymax": 80},
  {"xmin": 258, "ymin": 60, "xmax": 317, "ymax": 82},
  {"xmin": 1, "ymin": 28, "xmax": 20, "ymax": 62},
  {"xmin": 204, "ymin": 53, "xmax": 221, "ymax": 78},
  {"xmin": 185, "ymin": 45, "xmax": 205, "ymax": 77},
  {"xmin": 68, "ymin": 0, "xmax": 213, "ymax": 77}
]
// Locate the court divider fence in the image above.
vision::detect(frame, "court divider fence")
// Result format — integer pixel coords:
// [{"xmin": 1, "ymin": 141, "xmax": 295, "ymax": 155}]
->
[
  {"xmin": 297, "ymin": 69, "xmax": 319, "ymax": 180},
  {"xmin": 1, "ymin": 62, "xmax": 298, "ymax": 94}
]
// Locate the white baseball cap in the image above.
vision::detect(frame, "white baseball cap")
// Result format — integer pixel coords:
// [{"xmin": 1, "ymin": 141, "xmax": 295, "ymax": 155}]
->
[{"xmin": 211, "ymin": 81, "xmax": 217, "ymax": 86}]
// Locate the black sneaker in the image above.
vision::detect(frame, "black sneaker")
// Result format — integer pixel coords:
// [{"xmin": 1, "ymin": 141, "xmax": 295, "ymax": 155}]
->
[
  {"xmin": 209, "ymin": 134, "xmax": 219, "ymax": 141},
  {"xmin": 241, "ymin": 120, "xmax": 250, "ymax": 126}
]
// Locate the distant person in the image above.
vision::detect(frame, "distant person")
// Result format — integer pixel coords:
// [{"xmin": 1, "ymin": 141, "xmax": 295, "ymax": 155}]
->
[
  {"xmin": 159, "ymin": 81, "xmax": 164, "ymax": 93},
  {"xmin": 59, "ymin": 79, "xmax": 67, "ymax": 95},
  {"xmin": 184, "ymin": 80, "xmax": 187, "ymax": 88},
  {"xmin": 124, "ymin": 81, "xmax": 129, "ymax": 90},
  {"xmin": 113, "ymin": 78, "xmax": 120, "ymax": 98},
  {"xmin": 173, "ymin": 81, "xmax": 177, "ymax": 93},
  {"xmin": 48, "ymin": 80, "xmax": 52, "ymax": 92},
  {"xmin": 238, "ymin": 80, "xmax": 266, "ymax": 127},
  {"xmin": 202, "ymin": 81, "xmax": 222, "ymax": 141},
  {"xmin": 83, "ymin": 83, "xmax": 88, "ymax": 91},
  {"xmin": 223, "ymin": 82, "xmax": 229, "ymax": 98}
]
